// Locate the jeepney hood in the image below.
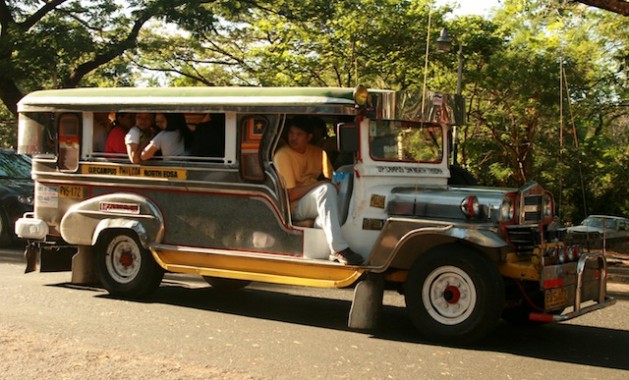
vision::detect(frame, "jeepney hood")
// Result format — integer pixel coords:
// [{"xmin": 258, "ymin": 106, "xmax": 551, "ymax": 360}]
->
[{"xmin": 386, "ymin": 185, "xmax": 513, "ymax": 222}]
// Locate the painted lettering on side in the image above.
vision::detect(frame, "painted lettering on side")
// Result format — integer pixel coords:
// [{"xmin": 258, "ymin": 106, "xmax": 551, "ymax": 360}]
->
[
  {"xmin": 85, "ymin": 165, "xmax": 117, "ymax": 175},
  {"xmin": 119, "ymin": 166, "xmax": 141, "ymax": 176},
  {"xmin": 375, "ymin": 166, "xmax": 443, "ymax": 175},
  {"xmin": 99, "ymin": 202, "xmax": 140, "ymax": 215},
  {"xmin": 81, "ymin": 164, "xmax": 187, "ymax": 180}
]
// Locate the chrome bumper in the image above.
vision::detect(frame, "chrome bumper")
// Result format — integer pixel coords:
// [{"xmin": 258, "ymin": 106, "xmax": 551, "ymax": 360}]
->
[{"xmin": 530, "ymin": 251, "xmax": 617, "ymax": 322}]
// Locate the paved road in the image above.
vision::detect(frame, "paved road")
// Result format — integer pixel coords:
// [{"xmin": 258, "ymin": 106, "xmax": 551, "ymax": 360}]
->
[{"xmin": 1, "ymin": 246, "xmax": 629, "ymax": 379}]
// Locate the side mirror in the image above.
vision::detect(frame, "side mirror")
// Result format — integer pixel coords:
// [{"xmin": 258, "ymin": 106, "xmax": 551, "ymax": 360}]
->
[{"xmin": 336, "ymin": 122, "xmax": 358, "ymax": 153}]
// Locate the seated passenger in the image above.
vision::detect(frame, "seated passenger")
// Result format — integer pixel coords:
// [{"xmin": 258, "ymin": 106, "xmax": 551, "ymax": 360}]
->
[
  {"xmin": 105, "ymin": 112, "xmax": 135, "ymax": 154},
  {"xmin": 125, "ymin": 113, "xmax": 156, "ymax": 163},
  {"xmin": 190, "ymin": 113, "xmax": 225, "ymax": 157},
  {"xmin": 140, "ymin": 113, "xmax": 192, "ymax": 160},
  {"xmin": 273, "ymin": 116, "xmax": 363, "ymax": 266}
]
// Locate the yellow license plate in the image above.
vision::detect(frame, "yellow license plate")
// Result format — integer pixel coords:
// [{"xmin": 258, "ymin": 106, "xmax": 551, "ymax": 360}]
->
[
  {"xmin": 545, "ymin": 288, "xmax": 568, "ymax": 310},
  {"xmin": 59, "ymin": 185, "xmax": 84, "ymax": 199}
]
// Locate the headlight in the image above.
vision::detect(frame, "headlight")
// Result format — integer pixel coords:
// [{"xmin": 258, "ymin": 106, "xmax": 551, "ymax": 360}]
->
[
  {"xmin": 542, "ymin": 192, "xmax": 553, "ymax": 219},
  {"xmin": 499, "ymin": 194, "xmax": 516, "ymax": 221},
  {"xmin": 18, "ymin": 195, "xmax": 34, "ymax": 205},
  {"xmin": 460, "ymin": 195, "xmax": 480, "ymax": 219}
]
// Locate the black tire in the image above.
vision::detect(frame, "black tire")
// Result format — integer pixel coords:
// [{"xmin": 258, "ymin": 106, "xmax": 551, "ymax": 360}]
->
[
  {"xmin": 404, "ymin": 246, "xmax": 504, "ymax": 344},
  {"xmin": 96, "ymin": 230, "xmax": 164, "ymax": 298},
  {"xmin": 203, "ymin": 276, "xmax": 251, "ymax": 290},
  {"xmin": 0, "ymin": 208, "xmax": 13, "ymax": 247},
  {"xmin": 448, "ymin": 165, "xmax": 478, "ymax": 186}
]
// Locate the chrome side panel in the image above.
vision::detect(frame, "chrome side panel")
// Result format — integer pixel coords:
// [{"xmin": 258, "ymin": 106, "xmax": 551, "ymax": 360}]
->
[{"xmin": 59, "ymin": 193, "xmax": 164, "ymax": 247}]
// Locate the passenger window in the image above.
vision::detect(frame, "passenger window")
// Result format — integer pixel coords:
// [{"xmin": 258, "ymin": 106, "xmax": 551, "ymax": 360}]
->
[
  {"xmin": 190, "ymin": 113, "xmax": 226, "ymax": 159},
  {"xmin": 240, "ymin": 115, "xmax": 267, "ymax": 181},
  {"xmin": 58, "ymin": 113, "xmax": 81, "ymax": 171}
]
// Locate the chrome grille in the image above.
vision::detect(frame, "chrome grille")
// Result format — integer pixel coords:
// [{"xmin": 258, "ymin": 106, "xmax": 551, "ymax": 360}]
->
[
  {"xmin": 523, "ymin": 194, "xmax": 542, "ymax": 223},
  {"xmin": 506, "ymin": 225, "xmax": 541, "ymax": 255}
]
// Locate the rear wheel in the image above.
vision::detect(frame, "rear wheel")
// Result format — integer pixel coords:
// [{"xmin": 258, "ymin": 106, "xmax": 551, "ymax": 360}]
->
[
  {"xmin": 404, "ymin": 246, "xmax": 504, "ymax": 344},
  {"xmin": 96, "ymin": 230, "xmax": 164, "ymax": 298},
  {"xmin": 203, "ymin": 276, "xmax": 251, "ymax": 291}
]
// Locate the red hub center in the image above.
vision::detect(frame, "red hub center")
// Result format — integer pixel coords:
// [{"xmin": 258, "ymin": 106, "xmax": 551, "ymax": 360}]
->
[
  {"xmin": 443, "ymin": 285, "xmax": 461, "ymax": 304},
  {"xmin": 119, "ymin": 251, "xmax": 133, "ymax": 267}
]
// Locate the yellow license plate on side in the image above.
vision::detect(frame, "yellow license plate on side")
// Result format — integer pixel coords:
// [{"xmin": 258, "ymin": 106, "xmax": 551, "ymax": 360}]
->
[
  {"xmin": 545, "ymin": 288, "xmax": 568, "ymax": 310},
  {"xmin": 59, "ymin": 185, "xmax": 84, "ymax": 199}
]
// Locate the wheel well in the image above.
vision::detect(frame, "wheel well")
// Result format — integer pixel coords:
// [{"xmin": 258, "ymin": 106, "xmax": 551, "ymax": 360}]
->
[
  {"xmin": 95, "ymin": 228, "xmax": 139, "ymax": 249},
  {"xmin": 389, "ymin": 236, "xmax": 501, "ymax": 271},
  {"xmin": 92, "ymin": 220, "xmax": 150, "ymax": 249}
]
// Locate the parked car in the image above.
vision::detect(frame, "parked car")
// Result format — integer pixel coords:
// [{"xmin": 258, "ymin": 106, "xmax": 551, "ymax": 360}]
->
[
  {"xmin": 0, "ymin": 148, "xmax": 33, "ymax": 245},
  {"xmin": 566, "ymin": 215, "xmax": 629, "ymax": 250}
]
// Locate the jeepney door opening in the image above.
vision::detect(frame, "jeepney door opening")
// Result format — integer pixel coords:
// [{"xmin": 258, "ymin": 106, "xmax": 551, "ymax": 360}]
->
[
  {"xmin": 239, "ymin": 114, "xmax": 269, "ymax": 182},
  {"xmin": 57, "ymin": 113, "xmax": 81, "ymax": 172}
]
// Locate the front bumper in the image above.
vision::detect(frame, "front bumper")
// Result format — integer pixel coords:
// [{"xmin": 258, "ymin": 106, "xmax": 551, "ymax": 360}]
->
[{"xmin": 530, "ymin": 251, "xmax": 616, "ymax": 322}]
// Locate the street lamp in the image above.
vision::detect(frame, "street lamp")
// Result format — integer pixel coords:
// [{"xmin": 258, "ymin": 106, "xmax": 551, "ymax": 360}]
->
[{"xmin": 436, "ymin": 27, "xmax": 464, "ymax": 166}]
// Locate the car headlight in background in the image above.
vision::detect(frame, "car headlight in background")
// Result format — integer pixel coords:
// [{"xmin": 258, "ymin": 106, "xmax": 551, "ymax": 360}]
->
[{"xmin": 18, "ymin": 195, "xmax": 34, "ymax": 205}]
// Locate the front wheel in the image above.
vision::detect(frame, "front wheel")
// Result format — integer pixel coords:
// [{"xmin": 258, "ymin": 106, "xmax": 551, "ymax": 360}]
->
[
  {"xmin": 96, "ymin": 230, "xmax": 164, "ymax": 298},
  {"xmin": 404, "ymin": 246, "xmax": 504, "ymax": 344}
]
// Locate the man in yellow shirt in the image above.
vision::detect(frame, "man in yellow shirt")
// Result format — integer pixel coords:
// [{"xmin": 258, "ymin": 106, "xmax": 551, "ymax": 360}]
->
[{"xmin": 274, "ymin": 117, "xmax": 363, "ymax": 265}]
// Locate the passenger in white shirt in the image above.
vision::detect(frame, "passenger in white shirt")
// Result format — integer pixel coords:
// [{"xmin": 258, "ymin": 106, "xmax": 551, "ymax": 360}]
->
[
  {"xmin": 141, "ymin": 113, "xmax": 192, "ymax": 160},
  {"xmin": 125, "ymin": 113, "xmax": 156, "ymax": 163}
]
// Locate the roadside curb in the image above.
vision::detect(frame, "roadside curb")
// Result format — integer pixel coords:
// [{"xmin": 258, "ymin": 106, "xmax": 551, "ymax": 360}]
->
[
  {"xmin": 608, "ymin": 267, "xmax": 629, "ymax": 284},
  {"xmin": 607, "ymin": 267, "xmax": 629, "ymax": 295}
]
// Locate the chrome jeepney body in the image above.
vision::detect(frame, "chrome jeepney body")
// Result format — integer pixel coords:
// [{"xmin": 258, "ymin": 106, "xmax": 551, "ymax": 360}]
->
[{"xmin": 15, "ymin": 86, "xmax": 614, "ymax": 343}]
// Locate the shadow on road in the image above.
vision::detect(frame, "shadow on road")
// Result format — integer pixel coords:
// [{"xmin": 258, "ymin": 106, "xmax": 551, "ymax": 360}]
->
[{"xmin": 48, "ymin": 278, "xmax": 629, "ymax": 372}]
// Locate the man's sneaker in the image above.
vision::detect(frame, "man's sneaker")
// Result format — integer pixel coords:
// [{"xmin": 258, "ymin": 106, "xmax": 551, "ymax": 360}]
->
[{"xmin": 329, "ymin": 248, "xmax": 363, "ymax": 265}]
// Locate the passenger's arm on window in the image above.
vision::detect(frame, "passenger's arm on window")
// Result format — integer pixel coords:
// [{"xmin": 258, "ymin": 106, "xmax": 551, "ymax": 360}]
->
[
  {"xmin": 127, "ymin": 143, "xmax": 141, "ymax": 164},
  {"xmin": 140, "ymin": 143, "xmax": 159, "ymax": 161}
]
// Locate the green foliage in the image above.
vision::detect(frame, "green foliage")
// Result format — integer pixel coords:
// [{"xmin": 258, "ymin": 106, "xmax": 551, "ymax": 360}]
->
[
  {"xmin": 0, "ymin": 104, "xmax": 17, "ymax": 149},
  {"xmin": 0, "ymin": 0, "xmax": 625, "ymax": 221}
]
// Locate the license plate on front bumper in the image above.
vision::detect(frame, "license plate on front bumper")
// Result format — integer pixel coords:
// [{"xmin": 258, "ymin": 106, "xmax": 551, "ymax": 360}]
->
[{"xmin": 545, "ymin": 288, "xmax": 568, "ymax": 310}]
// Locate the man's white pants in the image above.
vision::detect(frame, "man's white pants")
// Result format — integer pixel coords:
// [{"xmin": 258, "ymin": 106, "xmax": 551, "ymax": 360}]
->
[{"xmin": 293, "ymin": 183, "xmax": 349, "ymax": 253}]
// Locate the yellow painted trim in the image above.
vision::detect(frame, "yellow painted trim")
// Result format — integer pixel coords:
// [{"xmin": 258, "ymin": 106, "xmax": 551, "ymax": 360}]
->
[
  {"xmin": 499, "ymin": 253, "xmax": 540, "ymax": 281},
  {"xmin": 150, "ymin": 248, "xmax": 364, "ymax": 288},
  {"xmin": 81, "ymin": 164, "xmax": 187, "ymax": 180}
]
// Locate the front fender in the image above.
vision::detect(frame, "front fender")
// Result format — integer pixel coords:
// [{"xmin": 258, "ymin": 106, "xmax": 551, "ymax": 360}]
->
[
  {"xmin": 366, "ymin": 217, "xmax": 508, "ymax": 272},
  {"xmin": 59, "ymin": 193, "xmax": 164, "ymax": 247}
]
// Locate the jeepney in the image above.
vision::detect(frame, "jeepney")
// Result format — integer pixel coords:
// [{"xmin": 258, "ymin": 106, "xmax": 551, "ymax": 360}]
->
[{"xmin": 15, "ymin": 86, "xmax": 615, "ymax": 343}]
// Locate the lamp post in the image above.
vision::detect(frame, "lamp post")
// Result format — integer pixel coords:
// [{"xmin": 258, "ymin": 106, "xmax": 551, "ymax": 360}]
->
[{"xmin": 436, "ymin": 27, "xmax": 464, "ymax": 166}]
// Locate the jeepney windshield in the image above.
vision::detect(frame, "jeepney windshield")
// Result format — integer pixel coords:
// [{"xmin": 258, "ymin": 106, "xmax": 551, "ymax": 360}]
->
[
  {"xmin": 18, "ymin": 112, "xmax": 56, "ymax": 156},
  {"xmin": 368, "ymin": 120, "xmax": 443, "ymax": 163}
]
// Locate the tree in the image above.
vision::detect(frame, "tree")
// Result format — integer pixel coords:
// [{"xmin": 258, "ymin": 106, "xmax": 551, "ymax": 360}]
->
[
  {"xmin": 0, "ymin": 0, "xmax": 252, "ymax": 115},
  {"xmin": 457, "ymin": 0, "xmax": 628, "ymax": 222},
  {"xmin": 575, "ymin": 0, "xmax": 629, "ymax": 15}
]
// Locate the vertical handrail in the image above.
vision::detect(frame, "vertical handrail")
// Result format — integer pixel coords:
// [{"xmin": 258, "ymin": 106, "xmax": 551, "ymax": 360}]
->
[{"xmin": 574, "ymin": 252, "xmax": 607, "ymax": 312}]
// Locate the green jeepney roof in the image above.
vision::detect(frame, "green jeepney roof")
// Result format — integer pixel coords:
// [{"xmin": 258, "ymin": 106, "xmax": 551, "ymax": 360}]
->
[{"xmin": 18, "ymin": 86, "xmax": 379, "ymax": 113}]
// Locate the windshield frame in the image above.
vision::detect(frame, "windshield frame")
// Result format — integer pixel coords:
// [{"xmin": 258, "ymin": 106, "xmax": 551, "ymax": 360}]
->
[{"xmin": 367, "ymin": 120, "xmax": 444, "ymax": 164}]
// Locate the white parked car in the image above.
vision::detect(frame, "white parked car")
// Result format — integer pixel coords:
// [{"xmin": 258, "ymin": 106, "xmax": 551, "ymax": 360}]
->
[{"xmin": 567, "ymin": 215, "xmax": 629, "ymax": 249}]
